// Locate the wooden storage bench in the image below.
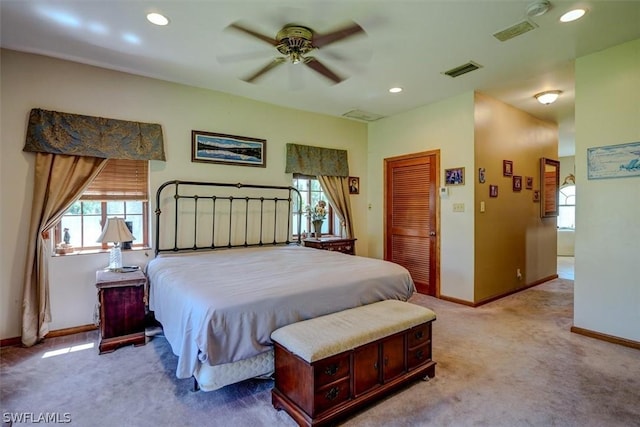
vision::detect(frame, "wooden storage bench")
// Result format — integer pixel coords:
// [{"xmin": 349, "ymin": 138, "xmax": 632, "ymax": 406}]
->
[{"xmin": 270, "ymin": 300, "xmax": 436, "ymax": 427}]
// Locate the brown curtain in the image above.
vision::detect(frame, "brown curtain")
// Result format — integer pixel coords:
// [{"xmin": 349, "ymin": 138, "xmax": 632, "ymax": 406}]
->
[
  {"xmin": 317, "ymin": 176, "xmax": 354, "ymax": 239},
  {"xmin": 22, "ymin": 153, "xmax": 108, "ymax": 346}
]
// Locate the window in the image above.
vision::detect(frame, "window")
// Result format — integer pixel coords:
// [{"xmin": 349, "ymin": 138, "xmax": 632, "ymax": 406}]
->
[
  {"xmin": 557, "ymin": 184, "xmax": 575, "ymax": 229},
  {"xmin": 54, "ymin": 159, "xmax": 149, "ymax": 251},
  {"xmin": 292, "ymin": 174, "xmax": 335, "ymax": 237}
]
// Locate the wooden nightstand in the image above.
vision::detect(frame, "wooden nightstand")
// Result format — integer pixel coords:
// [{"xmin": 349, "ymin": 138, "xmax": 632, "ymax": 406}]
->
[
  {"xmin": 95, "ymin": 269, "xmax": 146, "ymax": 354},
  {"xmin": 303, "ymin": 237, "xmax": 357, "ymax": 255}
]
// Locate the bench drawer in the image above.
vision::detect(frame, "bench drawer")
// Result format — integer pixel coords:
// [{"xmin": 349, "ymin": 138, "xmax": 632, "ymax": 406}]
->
[
  {"xmin": 408, "ymin": 323, "xmax": 431, "ymax": 348},
  {"xmin": 408, "ymin": 343, "xmax": 432, "ymax": 370},
  {"xmin": 313, "ymin": 377, "xmax": 351, "ymax": 415},
  {"xmin": 313, "ymin": 353, "xmax": 350, "ymax": 387}
]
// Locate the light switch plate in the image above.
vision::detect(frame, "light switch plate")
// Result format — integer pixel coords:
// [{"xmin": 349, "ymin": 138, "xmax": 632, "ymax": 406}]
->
[{"xmin": 453, "ymin": 203, "xmax": 465, "ymax": 212}]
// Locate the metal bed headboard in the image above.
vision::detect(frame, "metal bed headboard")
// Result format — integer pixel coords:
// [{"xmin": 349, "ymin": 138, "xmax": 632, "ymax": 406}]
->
[{"xmin": 154, "ymin": 180, "xmax": 302, "ymax": 255}]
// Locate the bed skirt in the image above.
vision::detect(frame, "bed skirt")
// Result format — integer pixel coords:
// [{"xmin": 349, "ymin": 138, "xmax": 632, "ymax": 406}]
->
[{"xmin": 193, "ymin": 350, "xmax": 274, "ymax": 391}]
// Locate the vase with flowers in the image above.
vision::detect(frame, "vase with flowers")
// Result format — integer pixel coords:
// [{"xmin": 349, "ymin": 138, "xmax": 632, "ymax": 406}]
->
[{"xmin": 305, "ymin": 200, "xmax": 327, "ymax": 238}]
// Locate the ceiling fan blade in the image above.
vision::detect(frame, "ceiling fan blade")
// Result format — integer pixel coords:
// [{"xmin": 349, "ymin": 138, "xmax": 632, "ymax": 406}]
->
[
  {"xmin": 217, "ymin": 49, "xmax": 277, "ymax": 64},
  {"xmin": 228, "ymin": 23, "xmax": 278, "ymax": 46},
  {"xmin": 304, "ymin": 58, "xmax": 343, "ymax": 84},
  {"xmin": 313, "ymin": 22, "xmax": 365, "ymax": 48},
  {"xmin": 243, "ymin": 58, "xmax": 286, "ymax": 83}
]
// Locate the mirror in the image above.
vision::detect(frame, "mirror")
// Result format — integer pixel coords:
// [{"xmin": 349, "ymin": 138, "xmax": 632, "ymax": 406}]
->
[{"xmin": 540, "ymin": 158, "xmax": 560, "ymax": 218}]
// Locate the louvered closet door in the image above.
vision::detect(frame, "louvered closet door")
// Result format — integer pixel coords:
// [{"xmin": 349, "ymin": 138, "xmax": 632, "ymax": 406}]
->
[{"xmin": 385, "ymin": 153, "xmax": 438, "ymax": 296}]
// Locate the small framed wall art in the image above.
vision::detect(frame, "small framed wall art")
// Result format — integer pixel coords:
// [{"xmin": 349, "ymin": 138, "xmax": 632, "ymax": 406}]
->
[
  {"xmin": 349, "ymin": 176, "xmax": 360, "ymax": 194},
  {"xmin": 489, "ymin": 185, "xmax": 498, "ymax": 198},
  {"xmin": 503, "ymin": 160, "xmax": 513, "ymax": 176},
  {"xmin": 445, "ymin": 167, "xmax": 465, "ymax": 185},
  {"xmin": 478, "ymin": 167, "xmax": 486, "ymax": 183},
  {"xmin": 513, "ymin": 175, "xmax": 522, "ymax": 191},
  {"xmin": 526, "ymin": 176, "xmax": 533, "ymax": 189},
  {"xmin": 191, "ymin": 130, "xmax": 266, "ymax": 167}
]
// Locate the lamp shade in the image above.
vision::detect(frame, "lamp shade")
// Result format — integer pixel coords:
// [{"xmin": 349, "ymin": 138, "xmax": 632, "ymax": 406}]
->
[{"xmin": 97, "ymin": 217, "xmax": 134, "ymax": 244}]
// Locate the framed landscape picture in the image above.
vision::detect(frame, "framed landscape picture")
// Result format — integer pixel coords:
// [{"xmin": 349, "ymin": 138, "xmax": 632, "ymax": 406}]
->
[{"xmin": 191, "ymin": 130, "xmax": 266, "ymax": 167}]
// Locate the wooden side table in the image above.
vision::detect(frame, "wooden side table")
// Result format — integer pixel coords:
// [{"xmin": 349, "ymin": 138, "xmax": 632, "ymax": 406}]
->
[
  {"xmin": 95, "ymin": 269, "xmax": 146, "ymax": 354},
  {"xmin": 303, "ymin": 237, "xmax": 357, "ymax": 255}
]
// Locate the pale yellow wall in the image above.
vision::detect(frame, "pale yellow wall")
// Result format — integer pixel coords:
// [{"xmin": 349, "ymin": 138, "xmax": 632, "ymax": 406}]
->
[
  {"xmin": 574, "ymin": 39, "xmax": 640, "ymax": 341},
  {"xmin": 0, "ymin": 49, "xmax": 368, "ymax": 339},
  {"xmin": 474, "ymin": 92, "xmax": 558, "ymax": 303},
  {"xmin": 368, "ymin": 92, "xmax": 476, "ymax": 302}
]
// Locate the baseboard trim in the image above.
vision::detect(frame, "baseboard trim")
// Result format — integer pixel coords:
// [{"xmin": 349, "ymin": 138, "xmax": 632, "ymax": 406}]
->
[
  {"xmin": 571, "ymin": 326, "xmax": 640, "ymax": 350},
  {"xmin": 438, "ymin": 295, "xmax": 475, "ymax": 306},
  {"xmin": 0, "ymin": 324, "xmax": 97, "ymax": 348},
  {"xmin": 45, "ymin": 324, "xmax": 97, "ymax": 338},
  {"xmin": 0, "ymin": 336, "xmax": 22, "ymax": 347},
  {"xmin": 473, "ymin": 274, "xmax": 558, "ymax": 307}
]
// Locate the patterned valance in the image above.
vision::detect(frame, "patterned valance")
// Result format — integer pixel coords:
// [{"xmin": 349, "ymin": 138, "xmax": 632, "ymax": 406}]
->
[
  {"xmin": 23, "ymin": 108, "xmax": 165, "ymax": 161},
  {"xmin": 285, "ymin": 143, "xmax": 349, "ymax": 177}
]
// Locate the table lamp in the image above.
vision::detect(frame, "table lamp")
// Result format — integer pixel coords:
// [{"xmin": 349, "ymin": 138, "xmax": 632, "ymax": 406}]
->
[{"xmin": 97, "ymin": 217, "xmax": 135, "ymax": 271}]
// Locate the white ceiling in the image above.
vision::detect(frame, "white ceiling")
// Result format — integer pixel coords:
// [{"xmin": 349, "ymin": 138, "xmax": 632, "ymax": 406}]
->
[{"xmin": 2, "ymin": 1, "xmax": 640, "ymax": 157}]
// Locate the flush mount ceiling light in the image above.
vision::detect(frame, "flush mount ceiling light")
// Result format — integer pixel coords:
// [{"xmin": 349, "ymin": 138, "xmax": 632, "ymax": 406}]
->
[
  {"xmin": 389, "ymin": 87, "xmax": 403, "ymax": 93},
  {"xmin": 526, "ymin": 0, "xmax": 551, "ymax": 17},
  {"xmin": 560, "ymin": 8, "xmax": 587, "ymax": 22},
  {"xmin": 146, "ymin": 12, "xmax": 169, "ymax": 26},
  {"xmin": 535, "ymin": 90, "xmax": 562, "ymax": 105}
]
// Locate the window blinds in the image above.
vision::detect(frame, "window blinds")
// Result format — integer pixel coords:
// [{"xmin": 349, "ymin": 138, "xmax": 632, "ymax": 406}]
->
[{"xmin": 81, "ymin": 159, "xmax": 148, "ymax": 201}]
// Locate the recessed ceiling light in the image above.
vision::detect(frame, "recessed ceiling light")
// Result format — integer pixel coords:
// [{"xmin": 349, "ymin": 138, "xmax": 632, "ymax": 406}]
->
[
  {"xmin": 389, "ymin": 87, "xmax": 403, "ymax": 93},
  {"xmin": 147, "ymin": 12, "xmax": 169, "ymax": 26},
  {"xmin": 560, "ymin": 8, "xmax": 587, "ymax": 23},
  {"xmin": 534, "ymin": 90, "xmax": 562, "ymax": 105}
]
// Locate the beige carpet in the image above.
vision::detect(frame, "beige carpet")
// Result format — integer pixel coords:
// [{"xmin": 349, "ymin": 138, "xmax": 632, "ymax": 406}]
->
[{"xmin": 2, "ymin": 277, "xmax": 639, "ymax": 426}]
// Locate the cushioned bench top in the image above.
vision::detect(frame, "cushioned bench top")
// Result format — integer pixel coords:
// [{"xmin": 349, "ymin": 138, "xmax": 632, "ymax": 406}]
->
[{"xmin": 271, "ymin": 300, "xmax": 436, "ymax": 363}]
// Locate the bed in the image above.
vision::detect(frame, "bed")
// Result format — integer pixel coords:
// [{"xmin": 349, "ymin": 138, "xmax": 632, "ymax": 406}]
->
[{"xmin": 147, "ymin": 180, "xmax": 416, "ymax": 390}]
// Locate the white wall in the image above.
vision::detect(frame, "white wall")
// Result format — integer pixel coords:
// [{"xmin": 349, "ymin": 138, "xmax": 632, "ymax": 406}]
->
[
  {"xmin": 368, "ymin": 92, "xmax": 476, "ymax": 302},
  {"xmin": 559, "ymin": 156, "xmax": 575, "ymax": 183},
  {"xmin": 574, "ymin": 39, "xmax": 640, "ymax": 341},
  {"xmin": 0, "ymin": 49, "xmax": 368, "ymax": 339}
]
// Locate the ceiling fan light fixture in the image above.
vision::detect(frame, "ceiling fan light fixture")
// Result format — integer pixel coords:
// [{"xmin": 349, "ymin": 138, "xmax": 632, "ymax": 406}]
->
[
  {"xmin": 535, "ymin": 90, "xmax": 562, "ymax": 105},
  {"xmin": 560, "ymin": 8, "xmax": 587, "ymax": 23},
  {"xmin": 146, "ymin": 12, "xmax": 169, "ymax": 26},
  {"xmin": 290, "ymin": 51, "xmax": 302, "ymax": 64}
]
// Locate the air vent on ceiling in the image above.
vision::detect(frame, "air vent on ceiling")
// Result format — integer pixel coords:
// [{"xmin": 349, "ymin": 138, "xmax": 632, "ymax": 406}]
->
[
  {"xmin": 443, "ymin": 61, "xmax": 483, "ymax": 78},
  {"xmin": 342, "ymin": 109, "xmax": 385, "ymax": 122},
  {"xmin": 493, "ymin": 20, "xmax": 538, "ymax": 42}
]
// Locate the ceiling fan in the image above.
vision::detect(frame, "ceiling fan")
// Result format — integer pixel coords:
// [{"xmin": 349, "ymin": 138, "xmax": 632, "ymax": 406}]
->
[{"xmin": 225, "ymin": 21, "xmax": 366, "ymax": 84}]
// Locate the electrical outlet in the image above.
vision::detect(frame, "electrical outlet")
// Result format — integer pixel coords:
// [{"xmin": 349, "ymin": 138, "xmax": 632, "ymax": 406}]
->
[{"xmin": 453, "ymin": 203, "xmax": 465, "ymax": 212}]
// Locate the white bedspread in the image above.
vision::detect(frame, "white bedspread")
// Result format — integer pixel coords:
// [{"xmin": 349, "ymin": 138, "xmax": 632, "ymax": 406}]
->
[{"xmin": 147, "ymin": 245, "xmax": 415, "ymax": 379}]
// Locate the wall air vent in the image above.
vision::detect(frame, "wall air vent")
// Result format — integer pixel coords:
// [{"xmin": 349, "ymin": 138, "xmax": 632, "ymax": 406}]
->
[
  {"xmin": 342, "ymin": 109, "xmax": 385, "ymax": 122},
  {"xmin": 443, "ymin": 61, "xmax": 483, "ymax": 78},
  {"xmin": 493, "ymin": 20, "xmax": 538, "ymax": 42}
]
